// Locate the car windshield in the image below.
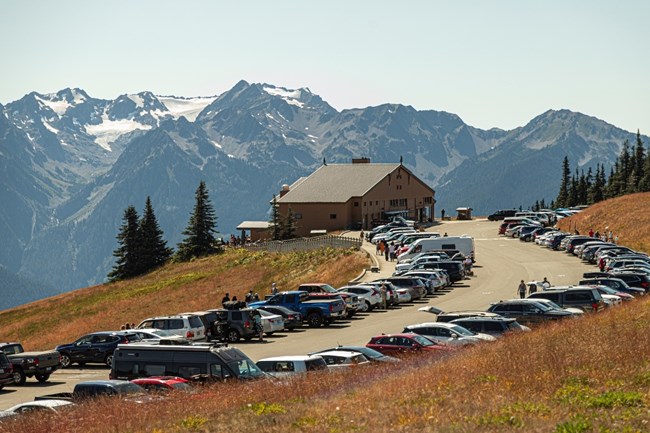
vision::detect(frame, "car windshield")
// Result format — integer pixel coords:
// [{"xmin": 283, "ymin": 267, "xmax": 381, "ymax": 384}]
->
[
  {"xmin": 538, "ymin": 300, "xmax": 563, "ymax": 310},
  {"xmin": 447, "ymin": 324, "xmax": 475, "ymax": 336},
  {"xmin": 507, "ymin": 321, "xmax": 525, "ymax": 331},
  {"xmin": 339, "ymin": 346, "xmax": 385, "ymax": 359},
  {"xmin": 227, "ymin": 359, "xmax": 266, "ymax": 379},
  {"xmin": 320, "ymin": 284, "xmax": 338, "ymax": 293},
  {"xmin": 411, "ymin": 335, "xmax": 435, "ymax": 346},
  {"xmin": 597, "ymin": 286, "xmax": 618, "ymax": 295}
]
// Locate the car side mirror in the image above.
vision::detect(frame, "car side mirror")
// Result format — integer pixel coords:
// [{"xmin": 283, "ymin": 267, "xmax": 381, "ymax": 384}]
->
[{"xmin": 451, "ymin": 334, "xmax": 458, "ymax": 338}]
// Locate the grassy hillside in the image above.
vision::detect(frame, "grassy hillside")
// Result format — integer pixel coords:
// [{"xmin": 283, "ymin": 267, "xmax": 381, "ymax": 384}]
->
[
  {"xmin": 0, "ymin": 247, "xmax": 368, "ymax": 351},
  {"xmin": 557, "ymin": 192, "xmax": 650, "ymax": 253},
  {"xmin": 4, "ymin": 297, "xmax": 649, "ymax": 433}
]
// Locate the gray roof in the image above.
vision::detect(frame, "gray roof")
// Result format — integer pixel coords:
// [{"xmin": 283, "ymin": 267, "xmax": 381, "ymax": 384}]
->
[
  {"xmin": 277, "ymin": 163, "xmax": 401, "ymax": 203},
  {"xmin": 237, "ymin": 221, "xmax": 271, "ymax": 230}
]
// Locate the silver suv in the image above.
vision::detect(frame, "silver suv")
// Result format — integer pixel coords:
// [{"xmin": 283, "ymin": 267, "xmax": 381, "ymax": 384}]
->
[{"xmin": 137, "ymin": 315, "xmax": 206, "ymax": 341}]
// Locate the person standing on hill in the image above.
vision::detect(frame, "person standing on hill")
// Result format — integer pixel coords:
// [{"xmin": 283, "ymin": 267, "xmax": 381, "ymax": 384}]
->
[
  {"xmin": 517, "ymin": 280, "xmax": 527, "ymax": 299},
  {"xmin": 271, "ymin": 282, "xmax": 278, "ymax": 295}
]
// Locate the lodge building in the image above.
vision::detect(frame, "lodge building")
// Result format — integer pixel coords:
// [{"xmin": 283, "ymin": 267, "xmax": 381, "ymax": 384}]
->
[{"xmin": 276, "ymin": 158, "xmax": 435, "ymax": 237}]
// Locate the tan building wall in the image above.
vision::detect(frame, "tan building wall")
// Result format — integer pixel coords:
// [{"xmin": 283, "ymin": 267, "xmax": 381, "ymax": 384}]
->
[{"xmin": 277, "ymin": 165, "xmax": 435, "ymax": 235}]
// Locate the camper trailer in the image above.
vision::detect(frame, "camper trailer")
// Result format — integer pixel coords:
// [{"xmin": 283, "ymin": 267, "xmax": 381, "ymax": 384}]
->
[{"xmin": 397, "ymin": 236, "xmax": 475, "ymax": 263}]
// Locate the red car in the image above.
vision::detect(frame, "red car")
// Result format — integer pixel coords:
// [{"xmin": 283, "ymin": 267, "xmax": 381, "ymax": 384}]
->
[
  {"xmin": 366, "ymin": 333, "xmax": 455, "ymax": 356},
  {"xmin": 131, "ymin": 376, "xmax": 191, "ymax": 391}
]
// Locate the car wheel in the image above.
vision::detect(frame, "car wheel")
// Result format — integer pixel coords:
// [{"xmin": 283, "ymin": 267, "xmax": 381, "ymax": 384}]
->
[
  {"xmin": 105, "ymin": 354, "xmax": 114, "ymax": 367},
  {"xmin": 60, "ymin": 354, "xmax": 71, "ymax": 368},
  {"xmin": 365, "ymin": 301, "xmax": 373, "ymax": 312},
  {"xmin": 36, "ymin": 374, "xmax": 50, "ymax": 383},
  {"xmin": 12, "ymin": 369, "xmax": 26, "ymax": 385},
  {"xmin": 307, "ymin": 313, "xmax": 323, "ymax": 328},
  {"xmin": 227, "ymin": 329, "xmax": 240, "ymax": 342}
]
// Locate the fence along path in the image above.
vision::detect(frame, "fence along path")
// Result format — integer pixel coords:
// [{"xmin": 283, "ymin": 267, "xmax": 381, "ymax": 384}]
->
[{"xmin": 241, "ymin": 235, "xmax": 362, "ymax": 253}]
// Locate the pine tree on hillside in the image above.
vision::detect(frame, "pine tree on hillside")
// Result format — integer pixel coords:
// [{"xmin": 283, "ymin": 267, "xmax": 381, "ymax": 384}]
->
[
  {"xmin": 639, "ymin": 151, "xmax": 650, "ymax": 192},
  {"xmin": 108, "ymin": 205, "xmax": 141, "ymax": 281},
  {"xmin": 268, "ymin": 194, "xmax": 283, "ymax": 241},
  {"xmin": 139, "ymin": 196, "xmax": 172, "ymax": 271},
  {"xmin": 633, "ymin": 131, "xmax": 646, "ymax": 189},
  {"xmin": 176, "ymin": 181, "xmax": 220, "ymax": 261},
  {"xmin": 556, "ymin": 156, "xmax": 571, "ymax": 207},
  {"xmin": 588, "ymin": 164, "xmax": 605, "ymax": 204}
]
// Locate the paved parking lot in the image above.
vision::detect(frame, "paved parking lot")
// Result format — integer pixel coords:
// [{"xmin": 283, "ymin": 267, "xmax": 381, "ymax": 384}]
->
[{"xmin": 0, "ymin": 219, "xmax": 593, "ymax": 408}]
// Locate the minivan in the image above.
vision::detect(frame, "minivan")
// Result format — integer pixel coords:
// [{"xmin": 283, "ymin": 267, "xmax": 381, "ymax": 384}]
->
[
  {"xmin": 487, "ymin": 209, "xmax": 517, "ymax": 221},
  {"xmin": 397, "ymin": 236, "xmax": 475, "ymax": 263},
  {"xmin": 527, "ymin": 287, "xmax": 605, "ymax": 313},
  {"xmin": 111, "ymin": 343, "xmax": 265, "ymax": 381}
]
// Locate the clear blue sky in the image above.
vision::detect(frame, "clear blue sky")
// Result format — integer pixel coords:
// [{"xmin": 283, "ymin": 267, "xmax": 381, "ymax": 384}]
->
[{"xmin": 2, "ymin": 0, "xmax": 649, "ymax": 133}]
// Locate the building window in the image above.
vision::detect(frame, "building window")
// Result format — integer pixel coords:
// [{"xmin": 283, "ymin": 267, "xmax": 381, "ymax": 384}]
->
[
  {"xmin": 363, "ymin": 202, "xmax": 366, "ymax": 207},
  {"xmin": 354, "ymin": 201, "xmax": 359, "ymax": 207},
  {"xmin": 399, "ymin": 198, "xmax": 407, "ymax": 206},
  {"xmin": 330, "ymin": 214, "xmax": 337, "ymax": 219},
  {"xmin": 389, "ymin": 199, "xmax": 398, "ymax": 207},
  {"xmin": 396, "ymin": 185, "xmax": 402, "ymax": 190},
  {"xmin": 424, "ymin": 197, "xmax": 433, "ymax": 204},
  {"xmin": 294, "ymin": 213, "xmax": 302, "ymax": 219}
]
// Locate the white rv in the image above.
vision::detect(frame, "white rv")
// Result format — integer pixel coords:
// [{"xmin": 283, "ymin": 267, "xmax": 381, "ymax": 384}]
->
[{"xmin": 397, "ymin": 236, "xmax": 475, "ymax": 263}]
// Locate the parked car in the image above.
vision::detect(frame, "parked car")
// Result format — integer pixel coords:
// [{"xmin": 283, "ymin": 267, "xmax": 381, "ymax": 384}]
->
[
  {"xmin": 449, "ymin": 316, "xmax": 531, "ymax": 337},
  {"xmin": 403, "ymin": 322, "xmax": 496, "ymax": 346},
  {"xmin": 486, "ymin": 299, "xmax": 575, "ymax": 324},
  {"xmin": 527, "ymin": 287, "xmax": 606, "ymax": 313},
  {"xmin": 298, "ymin": 283, "xmax": 361, "ymax": 318},
  {"xmin": 487, "ymin": 209, "xmax": 518, "ymax": 221},
  {"xmin": 137, "ymin": 314, "xmax": 207, "ymax": 341},
  {"xmin": 0, "ymin": 342, "xmax": 61, "ymax": 384},
  {"xmin": 35, "ymin": 380, "xmax": 145, "ymax": 402},
  {"xmin": 55, "ymin": 331, "xmax": 143, "ymax": 368},
  {"xmin": 131, "ymin": 376, "xmax": 191, "ymax": 391},
  {"xmin": 0, "ymin": 400, "xmax": 74, "ymax": 420},
  {"xmin": 579, "ymin": 278, "xmax": 646, "ymax": 297},
  {"xmin": 337, "ymin": 285, "xmax": 383, "ymax": 311},
  {"xmin": 377, "ymin": 276, "xmax": 426, "ymax": 300},
  {"xmin": 130, "ymin": 328, "xmax": 188, "ymax": 344},
  {"xmin": 608, "ymin": 272, "xmax": 650, "ymax": 292},
  {"xmin": 418, "ymin": 305, "xmax": 503, "ymax": 323},
  {"xmin": 362, "ymin": 281, "xmax": 399, "ymax": 306},
  {"xmin": 249, "ymin": 290, "xmax": 346, "ymax": 327},
  {"xmin": 256, "ymin": 355, "xmax": 328, "ymax": 377},
  {"xmin": 207, "ymin": 308, "xmax": 260, "ymax": 342},
  {"xmin": 0, "ymin": 351, "xmax": 14, "ymax": 390},
  {"xmin": 309, "ymin": 346, "xmax": 400, "ymax": 363},
  {"xmin": 316, "ymin": 350, "xmax": 371, "ymax": 368},
  {"xmin": 256, "ymin": 305, "xmax": 303, "ymax": 330},
  {"xmin": 366, "ymin": 333, "xmax": 454, "ymax": 356},
  {"xmin": 258, "ymin": 309, "xmax": 285, "ymax": 335}
]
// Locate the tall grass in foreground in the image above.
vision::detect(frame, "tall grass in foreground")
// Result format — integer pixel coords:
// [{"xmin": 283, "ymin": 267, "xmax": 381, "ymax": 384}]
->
[
  {"xmin": 4, "ymin": 298, "xmax": 649, "ymax": 433},
  {"xmin": 0, "ymin": 248, "xmax": 368, "ymax": 350}
]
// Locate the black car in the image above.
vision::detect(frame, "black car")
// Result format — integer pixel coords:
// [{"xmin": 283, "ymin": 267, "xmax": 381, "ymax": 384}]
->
[
  {"xmin": 0, "ymin": 352, "xmax": 14, "ymax": 390},
  {"xmin": 256, "ymin": 305, "xmax": 303, "ymax": 330},
  {"xmin": 487, "ymin": 209, "xmax": 517, "ymax": 221},
  {"xmin": 486, "ymin": 299, "xmax": 575, "ymax": 324},
  {"xmin": 610, "ymin": 272, "xmax": 650, "ymax": 293},
  {"xmin": 578, "ymin": 278, "xmax": 646, "ymax": 297},
  {"xmin": 56, "ymin": 331, "xmax": 143, "ymax": 368}
]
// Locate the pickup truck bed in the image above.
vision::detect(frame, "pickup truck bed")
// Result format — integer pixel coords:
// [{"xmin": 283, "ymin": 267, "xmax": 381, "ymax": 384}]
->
[{"xmin": 0, "ymin": 342, "xmax": 61, "ymax": 384}]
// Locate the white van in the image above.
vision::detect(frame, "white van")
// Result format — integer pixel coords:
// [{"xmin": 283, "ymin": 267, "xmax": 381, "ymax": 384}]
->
[{"xmin": 397, "ymin": 236, "xmax": 475, "ymax": 263}]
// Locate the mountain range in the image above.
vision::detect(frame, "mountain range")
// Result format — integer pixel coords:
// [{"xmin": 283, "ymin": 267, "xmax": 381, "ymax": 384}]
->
[{"xmin": 1, "ymin": 80, "xmax": 646, "ymax": 309}]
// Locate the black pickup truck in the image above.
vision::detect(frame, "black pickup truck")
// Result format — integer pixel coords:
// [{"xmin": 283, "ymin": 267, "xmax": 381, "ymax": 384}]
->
[{"xmin": 0, "ymin": 342, "xmax": 61, "ymax": 384}]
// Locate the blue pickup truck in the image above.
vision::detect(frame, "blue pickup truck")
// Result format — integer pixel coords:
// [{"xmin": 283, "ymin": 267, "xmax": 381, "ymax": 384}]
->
[{"xmin": 250, "ymin": 291, "xmax": 345, "ymax": 327}]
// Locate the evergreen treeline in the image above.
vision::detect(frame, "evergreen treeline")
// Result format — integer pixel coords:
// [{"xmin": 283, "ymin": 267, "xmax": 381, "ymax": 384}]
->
[
  {"xmin": 533, "ymin": 131, "xmax": 648, "ymax": 211},
  {"xmin": 109, "ymin": 181, "xmax": 222, "ymax": 282}
]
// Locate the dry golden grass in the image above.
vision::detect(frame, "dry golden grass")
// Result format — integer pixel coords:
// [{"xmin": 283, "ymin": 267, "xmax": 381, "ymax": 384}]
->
[
  {"xmin": 0, "ymin": 247, "xmax": 368, "ymax": 351},
  {"xmin": 557, "ymin": 192, "xmax": 650, "ymax": 253},
  {"xmin": 3, "ymin": 298, "xmax": 649, "ymax": 433}
]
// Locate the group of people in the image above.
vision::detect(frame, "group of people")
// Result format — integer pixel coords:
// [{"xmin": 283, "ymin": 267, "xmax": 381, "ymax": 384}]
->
[
  {"xmin": 218, "ymin": 282, "xmax": 281, "ymax": 343},
  {"xmin": 517, "ymin": 277, "xmax": 550, "ymax": 298},
  {"xmin": 375, "ymin": 240, "xmax": 399, "ymax": 261},
  {"xmin": 579, "ymin": 227, "xmax": 618, "ymax": 244},
  {"xmin": 120, "ymin": 322, "xmax": 136, "ymax": 330}
]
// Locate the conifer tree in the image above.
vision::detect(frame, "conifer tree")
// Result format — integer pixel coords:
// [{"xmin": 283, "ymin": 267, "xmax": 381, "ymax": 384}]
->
[
  {"xmin": 639, "ymin": 152, "xmax": 650, "ymax": 192},
  {"xmin": 633, "ymin": 130, "xmax": 646, "ymax": 189},
  {"xmin": 556, "ymin": 156, "xmax": 571, "ymax": 207},
  {"xmin": 176, "ymin": 181, "xmax": 220, "ymax": 261},
  {"xmin": 281, "ymin": 207, "xmax": 298, "ymax": 240},
  {"xmin": 268, "ymin": 194, "xmax": 283, "ymax": 240},
  {"xmin": 108, "ymin": 205, "xmax": 141, "ymax": 281},
  {"xmin": 139, "ymin": 196, "xmax": 172, "ymax": 271}
]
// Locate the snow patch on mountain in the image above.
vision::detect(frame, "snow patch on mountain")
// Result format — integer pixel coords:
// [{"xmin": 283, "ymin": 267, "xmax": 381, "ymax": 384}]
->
[
  {"xmin": 158, "ymin": 96, "xmax": 217, "ymax": 121},
  {"xmin": 41, "ymin": 119, "xmax": 59, "ymax": 134},
  {"xmin": 263, "ymin": 86, "xmax": 304, "ymax": 108},
  {"xmin": 128, "ymin": 94, "xmax": 145, "ymax": 108},
  {"xmin": 35, "ymin": 95, "xmax": 71, "ymax": 117},
  {"xmin": 85, "ymin": 115, "xmax": 152, "ymax": 151}
]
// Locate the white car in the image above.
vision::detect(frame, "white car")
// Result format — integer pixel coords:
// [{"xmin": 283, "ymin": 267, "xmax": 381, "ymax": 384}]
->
[
  {"xmin": 0, "ymin": 400, "xmax": 74, "ymax": 419},
  {"xmin": 137, "ymin": 314, "xmax": 207, "ymax": 342},
  {"xmin": 315, "ymin": 350, "xmax": 371, "ymax": 368},
  {"xmin": 256, "ymin": 355, "xmax": 328, "ymax": 377},
  {"xmin": 337, "ymin": 285, "xmax": 382, "ymax": 311},
  {"xmin": 258, "ymin": 309, "xmax": 284, "ymax": 335},
  {"xmin": 395, "ymin": 288, "xmax": 412, "ymax": 304},
  {"xmin": 403, "ymin": 322, "xmax": 496, "ymax": 346}
]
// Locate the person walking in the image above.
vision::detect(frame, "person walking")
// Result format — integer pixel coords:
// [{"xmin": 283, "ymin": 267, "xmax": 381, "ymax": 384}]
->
[
  {"xmin": 388, "ymin": 242, "xmax": 396, "ymax": 261},
  {"xmin": 252, "ymin": 310, "xmax": 264, "ymax": 342},
  {"xmin": 528, "ymin": 282, "xmax": 537, "ymax": 295},
  {"xmin": 384, "ymin": 240, "xmax": 389, "ymax": 261},
  {"xmin": 441, "ymin": 209, "xmax": 446, "ymax": 220},
  {"xmin": 517, "ymin": 280, "xmax": 527, "ymax": 299},
  {"xmin": 541, "ymin": 277, "xmax": 551, "ymax": 290}
]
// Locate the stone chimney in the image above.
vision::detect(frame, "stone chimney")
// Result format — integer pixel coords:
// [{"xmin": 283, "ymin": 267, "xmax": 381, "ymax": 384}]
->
[{"xmin": 279, "ymin": 184, "xmax": 290, "ymax": 197}]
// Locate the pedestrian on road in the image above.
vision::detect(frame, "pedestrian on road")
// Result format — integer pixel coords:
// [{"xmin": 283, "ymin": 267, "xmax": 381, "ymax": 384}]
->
[
  {"xmin": 441, "ymin": 209, "xmax": 446, "ymax": 220},
  {"xmin": 384, "ymin": 241, "xmax": 389, "ymax": 261},
  {"xmin": 541, "ymin": 277, "xmax": 551, "ymax": 290},
  {"xmin": 252, "ymin": 310, "xmax": 264, "ymax": 343},
  {"xmin": 360, "ymin": 230, "xmax": 364, "ymax": 242},
  {"xmin": 528, "ymin": 282, "xmax": 537, "ymax": 295},
  {"xmin": 517, "ymin": 280, "xmax": 527, "ymax": 299}
]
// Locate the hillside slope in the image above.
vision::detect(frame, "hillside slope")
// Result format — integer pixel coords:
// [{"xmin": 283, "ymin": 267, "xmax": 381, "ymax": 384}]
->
[
  {"xmin": 557, "ymin": 192, "xmax": 650, "ymax": 253},
  {"xmin": 0, "ymin": 247, "xmax": 368, "ymax": 351}
]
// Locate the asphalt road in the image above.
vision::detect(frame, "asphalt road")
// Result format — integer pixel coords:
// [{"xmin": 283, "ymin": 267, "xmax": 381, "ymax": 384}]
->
[{"xmin": 0, "ymin": 219, "xmax": 593, "ymax": 409}]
